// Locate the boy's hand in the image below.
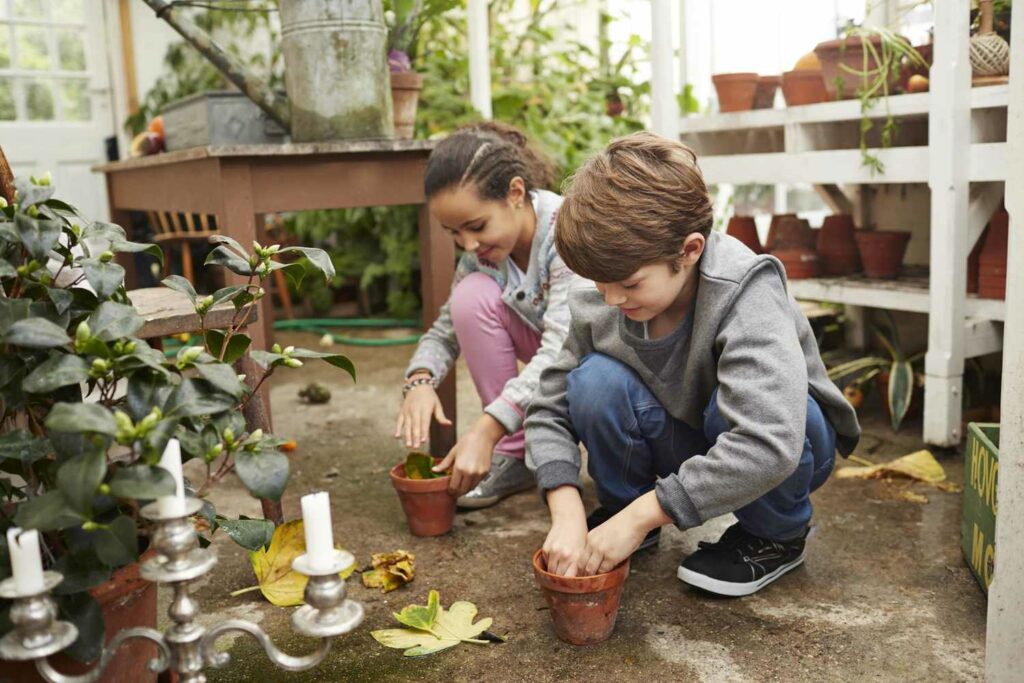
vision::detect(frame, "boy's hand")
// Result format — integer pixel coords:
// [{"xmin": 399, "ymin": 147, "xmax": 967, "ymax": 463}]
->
[
  {"xmin": 543, "ymin": 486, "xmax": 588, "ymax": 576},
  {"xmin": 395, "ymin": 376, "xmax": 451, "ymax": 449},
  {"xmin": 579, "ymin": 491, "xmax": 670, "ymax": 576},
  {"xmin": 432, "ymin": 414, "xmax": 506, "ymax": 496}
]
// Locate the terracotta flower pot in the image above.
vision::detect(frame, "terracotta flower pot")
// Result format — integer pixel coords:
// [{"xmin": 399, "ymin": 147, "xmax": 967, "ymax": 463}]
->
[
  {"xmin": 726, "ymin": 215, "xmax": 763, "ymax": 254},
  {"xmin": 978, "ymin": 209, "xmax": 1008, "ymax": 299},
  {"xmin": 712, "ymin": 73, "xmax": 759, "ymax": 113},
  {"xmin": 817, "ymin": 214, "xmax": 862, "ymax": 276},
  {"xmin": 532, "ymin": 549, "xmax": 629, "ymax": 646},
  {"xmin": 968, "ymin": 224, "xmax": 985, "ymax": 294},
  {"xmin": 390, "ymin": 462, "xmax": 456, "ymax": 537},
  {"xmin": 753, "ymin": 75, "xmax": 781, "ymax": 109},
  {"xmin": 771, "ymin": 216, "xmax": 819, "ymax": 279},
  {"xmin": 765, "ymin": 213, "xmax": 798, "ymax": 251},
  {"xmin": 855, "ymin": 230, "xmax": 911, "ymax": 279},
  {"xmin": 390, "ymin": 70, "xmax": 424, "ymax": 140},
  {"xmin": 7, "ymin": 558, "xmax": 158, "ymax": 683},
  {"xmin": 782, "ymin": 69, "xmax": 829, "ymax": 106},
  {"xmin": 814, "ymin": 35, "xmax": 905, "ymax": 100}
]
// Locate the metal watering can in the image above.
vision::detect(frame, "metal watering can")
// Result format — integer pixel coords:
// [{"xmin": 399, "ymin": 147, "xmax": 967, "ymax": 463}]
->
[{"xmin": 142, "ymin": 0, "xmax": 394, "ymax": 141}]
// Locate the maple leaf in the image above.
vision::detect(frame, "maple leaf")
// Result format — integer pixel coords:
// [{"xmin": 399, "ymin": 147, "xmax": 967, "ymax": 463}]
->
[{"xmin": 372, "ymin": 591, "xmax": 496, "ymax": 656}]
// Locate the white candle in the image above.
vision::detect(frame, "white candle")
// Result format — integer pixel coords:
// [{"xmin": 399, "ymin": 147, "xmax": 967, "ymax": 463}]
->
[
  {"xmin": 157, "ymin": 438, "xmax": 186, "ymax": 516},
  {"xmin": 300, "ymin": 491, "xmax": 335, "ymax": 570},
  {"xmin": 6, "ymin": 527, "xmax": 45, "ymax": 594}
]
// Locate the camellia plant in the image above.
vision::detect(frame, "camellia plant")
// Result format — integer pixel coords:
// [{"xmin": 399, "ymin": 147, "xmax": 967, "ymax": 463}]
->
[{"xmin": 0, "ymin": 176, "xmax": 353, "ymax": 660}]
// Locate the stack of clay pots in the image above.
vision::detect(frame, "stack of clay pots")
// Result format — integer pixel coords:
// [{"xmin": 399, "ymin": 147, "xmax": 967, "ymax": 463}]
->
[
  {"xmin": 977, "ymin": 207, "xmax": 1009, "ymax": 299},
  {"xmin": 817, "ymin": 214, "xmax": 861, "ymax": 276},
  {"xmin": 782, "ymin": 52, "xmax": 829, "ymax": 106},
  {"xmin": 726, "ymin": 215, "xmax": 764, "ymax": 254},
  {"xmin": 712, "ymin": 73, "xmax": 781, "ymax": 112},
  {"xmin": 770, "ymin": 215, "xmax": 819, "ymax": 279}
]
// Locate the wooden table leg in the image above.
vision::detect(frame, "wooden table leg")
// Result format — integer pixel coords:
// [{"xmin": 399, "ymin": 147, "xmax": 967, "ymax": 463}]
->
[
  {"xmin": 418, "ymin": 204, "xmax": 457, "ymax": 456},
  {"xmin": 107, "ymin": 183, "xmax": 139, "ymax": 289}
]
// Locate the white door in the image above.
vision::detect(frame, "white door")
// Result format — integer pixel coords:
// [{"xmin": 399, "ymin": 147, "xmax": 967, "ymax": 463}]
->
[{"xmin": 0, "ymin": 0, "xmax": 115, "ymax": 220}]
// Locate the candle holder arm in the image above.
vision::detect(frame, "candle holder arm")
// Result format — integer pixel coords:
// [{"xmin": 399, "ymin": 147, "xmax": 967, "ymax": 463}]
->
[
  {"xmin": 199, "ymin": 620, "xmax": 332, "ymax": 672},
  {"xmin": 34, "ymin": 628, "xmax": 170, "ymax": 683}
]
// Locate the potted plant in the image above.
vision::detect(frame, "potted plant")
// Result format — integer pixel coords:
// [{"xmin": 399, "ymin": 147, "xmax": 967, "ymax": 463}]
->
[
  {"xmin": 389, "ymin": 452, "xmax": 455, "ymax": 537},
  {"xmin": 0, "ymin": 176, "xmax": 353, "ymax": 677},
  {"xmin": 826, "ymin": 312, "xmax": 923, "ymax": 432},
  {"xmin": 385, "ymin": 0, "xmax": 460, "ymax": 138},
  {"xmin": 531, "ymin": 549, "xmax": 629, "ymax": 645}
]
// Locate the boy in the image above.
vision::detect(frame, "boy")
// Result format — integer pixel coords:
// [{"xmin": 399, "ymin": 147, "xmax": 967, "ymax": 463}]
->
[{"xmin": 524, "ymin": 133, "xmax": 860, "ymax": 596}]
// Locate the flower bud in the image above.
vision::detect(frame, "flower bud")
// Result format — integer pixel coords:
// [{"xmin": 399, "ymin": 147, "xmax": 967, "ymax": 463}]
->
[
  {"xmin": 99, "ymin": 250, "xmax": 114, "ymax": 263},
  {"xmin": 76, "ymin": 321, "xmax": 90, "ymax": 343},
  {"xmin": 26, "ymin": 205, "xmax": 39, "ymax": 218},
  {"xmin": 223, "ymin": 427, "xmax": 235, "ymax": 444},
  {"xmin": 284, "ymin": 358, "xmax": 303, "ymax": 368},
  {"xmin": 272, "ymin": 343, "xmax": 282, "ymax": 354},
  {"xmin": 248, "ymin": 429, "xmax": 263, "ymax": 442},
  {"xmin": 124, "ymin": 341, "xmax": 137, "ymax": 353}
]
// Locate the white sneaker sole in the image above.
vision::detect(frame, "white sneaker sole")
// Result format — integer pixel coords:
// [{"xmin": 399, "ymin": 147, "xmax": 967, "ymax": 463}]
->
[{"xmin": 676, "ymin": 550, "xmax": 807, "ymax": 597}]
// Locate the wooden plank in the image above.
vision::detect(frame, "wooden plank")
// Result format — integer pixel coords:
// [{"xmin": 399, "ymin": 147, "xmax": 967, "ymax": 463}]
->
[
  {"xmin": 105, "ymin": 157, "xmax": 223, "ymax": 214},
  {"xmin": 128, "ymin": 287, "xmax": 245, "ymax": 339},
  {"xmin": 117, "ymin": 0, "xmax": 139, "ymax": 115}
]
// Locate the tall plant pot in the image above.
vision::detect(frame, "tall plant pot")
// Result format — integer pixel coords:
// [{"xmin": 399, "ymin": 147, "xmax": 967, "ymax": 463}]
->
[
  {"xmin": 726, "ymin": 215, "xmax": 763, "ymax": 254},
  {"xmin": 817, "ymin": 214, "xmax": 861, "ymax": 276},
  {"xmin": 978, "ymin": 208, "xmax": 1008, "ymax": 299},
  {"xmin": 753, "ymin": 75, "xmax": 781, "ymax": 109},
  {"xmin": 765, "ymin": 213, "xmax": 798, "ymax": 251},
  {"xmin": 532, "ymin": 550, "xmax": 629, "ymax": 645},
  {"xmin": 389, "ymin": 463, "xmax": 456, "ymax": 537},
  {"xmin": 855, "ymin": 230, "xmax": 911, "ymax": 279},
  {"xmin": 390, "ymin": 70, "xmax": 423, "ymax": 139},
  {"xmin": 712, "ymin": 73, "xmax": 759, "ymax": 112},
  {"xmin": 6, "ymin": 560, "xmax": 158, "ymax": 683}
]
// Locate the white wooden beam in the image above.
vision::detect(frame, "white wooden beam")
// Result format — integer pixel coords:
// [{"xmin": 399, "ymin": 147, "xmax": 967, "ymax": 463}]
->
[
  {"xmin": 814, "ymin": 184, "xmax": 855, "ymax": 215},
  {"xmin": 923, "ymin": 0, "xmax": 971, "ymax": 447},
  {"xmin": 968, "ymin": 182, "xmax": 1005, "ymax": 250},
  {"xmin": 963, "ymin": 318, "xmax": 1003, "ymax": 358},
  {"xmin": 986, "ymin": 0, "xmax": 1024, "ymax": 674},
  {"xmin": 650, "ymin": 0, "xmax": 678, "ymax": 140},
  {"xmin": 467, "ymin": 0, "xmax": 492, "ymax": 119}
]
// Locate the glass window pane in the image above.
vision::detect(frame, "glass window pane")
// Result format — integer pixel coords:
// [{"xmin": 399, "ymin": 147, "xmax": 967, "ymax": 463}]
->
[
  {"xmin": 58, "ymin": 78, "xmax": 87, "ymax": 120},
  {"xmin": 15, "ymin": 26, "xmax": 50, "ymax": 70},
  {"xmin": 13, "ymin": 0, "xmax": 47, "ymax": 20},
  {"xmin": 56, "ymin": 29, "xmax": 84, "ymax": 71},
  {"xmin": 0, "ymin": 78, "xmax": 16, "ymax": 121},
  {"xmin": 51, "ymin": 0, "xmax": 83, "ymax": 23},
  {"xmin": 0, "ymin": 27, "xmax": 10, "ymax": 69},
  {"xmin": 25, "ymin": 78, "xmax": 53, "ymax": 120}
]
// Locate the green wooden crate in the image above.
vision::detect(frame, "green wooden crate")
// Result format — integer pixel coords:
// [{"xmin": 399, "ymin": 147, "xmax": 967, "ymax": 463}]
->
[{"xmin": 961, "ymin": 423, "xmax": 1000, "ymax": 593}]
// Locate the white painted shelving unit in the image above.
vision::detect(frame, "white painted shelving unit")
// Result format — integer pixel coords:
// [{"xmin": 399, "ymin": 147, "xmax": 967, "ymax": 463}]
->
[{"xmin": 651, "ymin": 3, "xmax": 1009, "ymax": 451}]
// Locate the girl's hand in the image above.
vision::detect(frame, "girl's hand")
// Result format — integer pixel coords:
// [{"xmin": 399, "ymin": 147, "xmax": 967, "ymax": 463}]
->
[
  {"xmin": 542, "ymin": 486, "xmax": 588, "ymax": 577},
  {"xmin": 395, "ymin": 380, "xmax": 452, "ymax": 449},
  {"xmin": 432, "ymin": 415, "xmax": 505, "ymax": 495}
]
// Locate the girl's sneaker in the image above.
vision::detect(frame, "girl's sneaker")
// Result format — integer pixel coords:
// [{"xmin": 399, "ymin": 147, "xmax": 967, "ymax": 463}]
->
[
  {"xmin": 456, "ymin": 453, "xmax": 535, "ymax": 509},
  {"xmin": 676, "ymin": 523, "xmax": 807, "ymax": 597}
]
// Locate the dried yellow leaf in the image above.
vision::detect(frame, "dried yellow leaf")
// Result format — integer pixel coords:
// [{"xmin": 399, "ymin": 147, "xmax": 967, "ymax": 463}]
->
[
  {"xmin": 362, "ymin": 550, "xmax": 416, "ymax": 593},
  {"xmin": 836, "ymin": 449, "xmax": 947, "ymax": 484}
]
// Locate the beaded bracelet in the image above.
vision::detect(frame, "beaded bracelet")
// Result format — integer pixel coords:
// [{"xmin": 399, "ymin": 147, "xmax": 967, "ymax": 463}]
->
[{"xmin": 402, "ymin": 375, "xmax": 436, "ymax": 398}]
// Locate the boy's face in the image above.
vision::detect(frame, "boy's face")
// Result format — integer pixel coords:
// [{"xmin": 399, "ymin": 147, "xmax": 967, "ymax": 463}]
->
[
  {"xmin": 429, "ymin": 179, "xmax": 530, "ymax": 264},
  {"xmin": 594, "ymin": 233, "xmax": 705, "ymax": 322}
]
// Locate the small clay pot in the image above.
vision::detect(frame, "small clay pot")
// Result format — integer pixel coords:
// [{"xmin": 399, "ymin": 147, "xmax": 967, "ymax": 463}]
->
[
  {"xmin": 532, "ymin": 549, "xmax": 630, "ymax": 645},
  {"xmin": 968, "ymin": 224, "xmax": 985, "ymax": 294},
  {"xmin": 390, "ymin": 70, "xmax": 424, "ymax": 139},
  {"xmin": 712, "ymin": 72, "xmax": 759, "ymax": 113},
  {"xmin": 782, "ymin": 69, "xmax": 829, "ymax": 106},
  {"xmin": 814, "ymin": 35, "xmax": 906, "ymax": 100},
  {"xmin": 753, "ymin": 75, "xmax": 781, "ymax": 109},
  {"xmin": 855, "ymin": 230, "xmax": 911, "ymax": 279},
  {"xmin": 978, "ymin": 208, "xmax": 1008, "ymax": 299},
  {"xmin": 817, "ymin": 214, "xmax": 862, "ymax": 276},
  {"xmin": 726, "ymin": 215, "xmax": 764, "ymax": 254},
  {"xmin": 772, "ymin": 216, "xmax": 819, "ymax": 279},
  {"xmin": 390, "ymin": 462, "xmax": 456, "ymax": 537},
  {"xmin": 765, "ymin": 213, "xmax": 798, "ymax": 251}
]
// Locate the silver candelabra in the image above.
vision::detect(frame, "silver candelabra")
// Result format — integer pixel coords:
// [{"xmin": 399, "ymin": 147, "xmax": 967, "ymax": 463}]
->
[{"xmin": 0, "ymin": 498, "xmax": 364, "ymax": 683}]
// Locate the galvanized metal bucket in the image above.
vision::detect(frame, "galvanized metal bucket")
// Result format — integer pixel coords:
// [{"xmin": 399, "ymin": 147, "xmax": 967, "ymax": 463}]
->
[{"xmin": 279, "ymin": 0, "xmax": 394, "ymax": 141}]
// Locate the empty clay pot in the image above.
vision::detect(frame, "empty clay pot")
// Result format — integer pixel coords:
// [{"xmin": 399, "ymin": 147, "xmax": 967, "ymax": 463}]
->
[
  {"xmin": 532, "ymin": 549, "xmax": 630, "ymax": 645},
  {"xmin": 978, "ymin": 208, "xmax": 1008, "ymax": 299},
  {"xmin": 855, "ymin": 230, "xmax": 911, "ymax": 279},
  {"xmin": 712, "ymin": 72, "xmax": 759, "ymax": 112},
  {"xmin": 814, "ymin": 35, "xmax": 906, "ymax": 100},
  {"xmin": 726, "ymin": 215, "xmax": 764, "ymax": 254},
  {"xmin": 753, "ymin": 75, "xmax": 781, "ymax": 109},
  {"xmin": 390, "ymin": 462, "xmax": 456, "ymax": 537},
  {"xmin": 782, "ymin": 69, "xmax": 829, "ymax": 106},
  {"xmin": 817, "ymin": 214, "xmax": 862, "ymax": 276},
  {"xmin": 771, "ymin": 216, "xmax": 819, "ymax": 279},
  {"xmin": 391, "ymin": 70, "xmax": 424, "ymax": 139},
  {"xmin": 765, "ymin": 213, "xmax": 798, "ymax": 251}
]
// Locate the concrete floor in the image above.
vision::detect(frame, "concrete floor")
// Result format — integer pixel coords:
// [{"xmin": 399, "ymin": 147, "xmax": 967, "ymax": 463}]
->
[{"xmin": 170, "ymin": 330, "xmax": 988, "ymax": 682}]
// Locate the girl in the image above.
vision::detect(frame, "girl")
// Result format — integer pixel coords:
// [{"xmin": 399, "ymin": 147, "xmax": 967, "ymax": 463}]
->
[{"xmin": 395, "ymin": 122, "xmax": 581, "ymax": 509}]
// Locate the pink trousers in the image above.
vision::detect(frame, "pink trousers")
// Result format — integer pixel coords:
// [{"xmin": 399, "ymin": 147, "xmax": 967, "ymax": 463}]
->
[{"xmin": 449, "ymin": 272, "xmax": 542, "ymax": 459}]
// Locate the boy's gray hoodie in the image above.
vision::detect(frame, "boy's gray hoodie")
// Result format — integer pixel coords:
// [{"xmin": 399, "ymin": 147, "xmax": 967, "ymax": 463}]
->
[{"xmin": 524, "ymin": 231, "xmax": 861, "ymax": 530}]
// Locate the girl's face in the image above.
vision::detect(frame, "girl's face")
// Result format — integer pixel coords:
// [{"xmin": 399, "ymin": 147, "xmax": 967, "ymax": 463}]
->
[{"xmin": 429, "ymin": 178, "xmax": 529, "ymax": 264}]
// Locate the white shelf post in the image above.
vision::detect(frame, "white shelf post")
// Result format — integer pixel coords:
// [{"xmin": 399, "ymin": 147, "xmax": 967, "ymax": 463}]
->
[
  {"xmin": 986, "ymin": 0, "xmax": 1024, "ymax": 675},
  {"xmin": 650, "ymin": 0, "xmax": 678, "ymax": 140},
  {"xmin": 467, "ymin": 0, "xmax": 492, "ymax": 120},
  {"xmin": 923, "ymin": 1, "xmax": 971, "ymax": 447}
]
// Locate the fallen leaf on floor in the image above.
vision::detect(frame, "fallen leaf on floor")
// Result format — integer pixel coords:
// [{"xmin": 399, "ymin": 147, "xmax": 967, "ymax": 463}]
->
[
  {"xmin": 372, "ymin": 590, "xmax": 499, "ymax": 656},
  {"xmin": 895, "ymin": 489, "xmax": 929, "ymax": 504},
  {"xmin": 362, "ymin": 550, "xmax": 416, "ymax": 593},
  {"xmin": 231, "ymin": 520, "xmax": 354, "ymax": 606},
  {"xmin": 837, "ymin": 449, "xmax": 948, "ymax": 485}
]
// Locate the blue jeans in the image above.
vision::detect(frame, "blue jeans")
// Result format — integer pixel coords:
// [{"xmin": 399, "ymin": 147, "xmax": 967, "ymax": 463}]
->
[{"xmin": 566, "ymin": 353, "xmax": 836, "ymax": 541}]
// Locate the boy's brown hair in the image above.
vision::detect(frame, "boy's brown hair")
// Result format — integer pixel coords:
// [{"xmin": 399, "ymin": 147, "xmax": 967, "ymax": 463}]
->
[{"xmin": 556, "ymin": 132, "xmax": 713, "ymax": 282}]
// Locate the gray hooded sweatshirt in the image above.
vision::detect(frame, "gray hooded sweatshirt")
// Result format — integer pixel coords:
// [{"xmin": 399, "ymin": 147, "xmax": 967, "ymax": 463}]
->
[{"xmin": 524, "ymin": 231, "xmax": 861, "ymax": 530}]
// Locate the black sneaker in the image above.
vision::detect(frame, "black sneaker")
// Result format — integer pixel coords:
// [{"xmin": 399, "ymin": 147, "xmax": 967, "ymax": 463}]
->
[
  {"xmin": 676, "ymin": 523, "xmax": 807, "ymax": 597},
  {"xmin": 586, "ymin": 507, "xmax": 661, "ymax": 552}
]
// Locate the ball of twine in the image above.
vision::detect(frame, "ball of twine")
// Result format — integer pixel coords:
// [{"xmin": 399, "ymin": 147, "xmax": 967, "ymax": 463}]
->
[{"xmin": 970, "ymin": 33, "xmax": 1010, "ymax": 77}]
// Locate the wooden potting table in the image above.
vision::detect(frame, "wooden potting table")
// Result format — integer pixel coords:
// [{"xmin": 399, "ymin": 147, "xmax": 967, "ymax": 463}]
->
[{"xmin": 95, "ymin": 139, "xmax": 458, "ymax": 459}]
